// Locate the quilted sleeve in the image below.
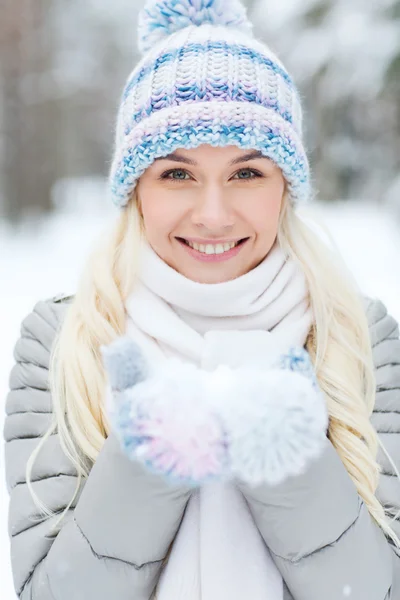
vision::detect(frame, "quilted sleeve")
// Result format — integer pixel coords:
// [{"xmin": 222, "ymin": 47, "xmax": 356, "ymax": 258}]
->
[
  {"xmin": 3, "ymin": 297, "xmax": 192, "ymax": 599},
  {"xmin": 237, "ymin": 295, "xmax": 400, "ymax": 600},
  {"xmin": 367, "ymin": 297, "xmax": 400, "ymax": 595}
]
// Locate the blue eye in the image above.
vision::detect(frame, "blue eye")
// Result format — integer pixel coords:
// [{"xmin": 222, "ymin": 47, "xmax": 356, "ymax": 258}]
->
[
  {"xmin": 233, "ymin": 169, "xmax": 262, "ymax": 181},
  {"xmin": 159, "ymin": 167, "xmax": 264, "ymax": 183},
  {"xmin": 160, "ymin": 169, "xmax": 191, "ymax": 181}
]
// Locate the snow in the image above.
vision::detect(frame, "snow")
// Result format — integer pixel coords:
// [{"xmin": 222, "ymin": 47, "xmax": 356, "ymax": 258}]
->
[{"xmin": 1, "ymin": 181, "xmax": 400, "ymax": 597}]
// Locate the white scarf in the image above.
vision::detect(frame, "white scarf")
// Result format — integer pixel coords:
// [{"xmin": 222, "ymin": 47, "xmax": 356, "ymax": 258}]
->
[{"xmin": 123, "ymin": 237, "xmax": 316, "ymax": 600}]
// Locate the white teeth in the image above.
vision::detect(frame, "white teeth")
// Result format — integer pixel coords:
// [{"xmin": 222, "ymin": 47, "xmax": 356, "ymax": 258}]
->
[{"xmin": 186, "ymin": 240, "xmax": 239, "ymax": 254}]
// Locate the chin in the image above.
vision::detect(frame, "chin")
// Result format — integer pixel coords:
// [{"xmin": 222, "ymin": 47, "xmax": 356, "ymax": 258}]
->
[{"xmin": 181, "ymin": 264, "xmax": 249, "ymax": 284}]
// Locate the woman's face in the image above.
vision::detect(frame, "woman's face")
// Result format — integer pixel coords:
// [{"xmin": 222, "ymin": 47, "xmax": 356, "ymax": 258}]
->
[{"xmin": 137, "ymin": 144, "xmax": 285, "ymax": 283}]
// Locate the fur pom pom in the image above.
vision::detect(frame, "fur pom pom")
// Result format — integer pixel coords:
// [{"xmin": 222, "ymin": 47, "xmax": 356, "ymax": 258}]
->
[
  {"xmin": 221, "ymin": 367, "xmax": 329, "ymax": 487},
  {"xmin": 138, "ymin": 0, "xmax": 253, "ymax": 55},
  {"xmin": 108, "ymin": 357, "xmax": 229, "ymax": 484},
  {"xmin": 100, "ymin": 336, "xmax": 149, "ymax": 391}
]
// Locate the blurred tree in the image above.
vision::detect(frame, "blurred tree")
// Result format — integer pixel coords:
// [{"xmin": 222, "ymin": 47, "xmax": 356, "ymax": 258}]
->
[
  {"xmin": 0, "ymin": 0, "xmax": 137, "ymax": 222},
  {"xmin": 0, "ymin": 0, "xmax": 60, "ymax": 221},
  {"xmin": 253, "ymin": 0, "xmax": 400, "ymax": 203}
]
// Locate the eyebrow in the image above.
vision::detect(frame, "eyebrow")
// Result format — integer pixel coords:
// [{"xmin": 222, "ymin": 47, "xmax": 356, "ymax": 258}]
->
[{"xmin": 153, "ymin": 150, "xmax": 268, "ymax": 166}]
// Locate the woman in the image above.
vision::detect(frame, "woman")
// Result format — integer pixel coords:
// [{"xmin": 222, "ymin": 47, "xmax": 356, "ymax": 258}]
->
[{"xmin": 3, "ymin": 0, "xmax": 400, "ymax": 599}]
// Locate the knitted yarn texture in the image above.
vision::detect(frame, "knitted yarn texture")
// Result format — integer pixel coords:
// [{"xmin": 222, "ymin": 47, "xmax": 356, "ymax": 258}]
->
[{"xmin": 109, "ymin": 0, "xmax": 312, "ymax": 208}]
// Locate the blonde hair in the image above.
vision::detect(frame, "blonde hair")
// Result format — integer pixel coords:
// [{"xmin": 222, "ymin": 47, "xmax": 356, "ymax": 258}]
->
[{"xmin": 26, "ymin": 186, "xmax": 400, "ymax": 551}]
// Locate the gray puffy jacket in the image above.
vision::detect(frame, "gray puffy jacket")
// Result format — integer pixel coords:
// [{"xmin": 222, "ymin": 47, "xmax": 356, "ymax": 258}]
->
[{"xmin": 3, "ymin": 294, "xmax": 400, "ymax": 599}]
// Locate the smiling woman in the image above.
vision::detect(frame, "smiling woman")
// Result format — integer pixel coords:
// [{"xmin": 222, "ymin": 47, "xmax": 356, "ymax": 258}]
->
[
  {"xmin": 4, "ymin": 0, "xmax": 400, "ymax": 599},
  {"xmin": 136, "ymin": 145, "xmax": 285, "ymax": 282}
]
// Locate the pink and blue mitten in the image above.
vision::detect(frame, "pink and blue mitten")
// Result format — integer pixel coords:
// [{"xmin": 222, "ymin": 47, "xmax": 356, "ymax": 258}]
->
[{"xmin": 100, "ymin": 338, "xmax": 328, "ymax": 487}]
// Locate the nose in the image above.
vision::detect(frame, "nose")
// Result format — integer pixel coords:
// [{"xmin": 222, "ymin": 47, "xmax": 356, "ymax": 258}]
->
[{"xmin": 190, "ymin": 185, "xmax": 235, "ymax": 231}]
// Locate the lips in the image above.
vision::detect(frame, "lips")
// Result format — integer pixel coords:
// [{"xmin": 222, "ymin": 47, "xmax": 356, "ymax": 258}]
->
[
  {"xmin": 177, "ymin": 237, "xmax": 249, "ymax": 246},
  {"xmin": 176, "ymin": 236, "xmax": 249, "ymax": 263}
]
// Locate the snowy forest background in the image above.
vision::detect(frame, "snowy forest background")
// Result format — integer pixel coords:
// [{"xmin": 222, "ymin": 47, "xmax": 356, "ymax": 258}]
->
[
  {"xmin": 1, "ymin": 1, "xmax": 400, "ymax": 598},
  {"xmin": 1, "ymin": 0, "xmax": 400, "ymax": 220}
]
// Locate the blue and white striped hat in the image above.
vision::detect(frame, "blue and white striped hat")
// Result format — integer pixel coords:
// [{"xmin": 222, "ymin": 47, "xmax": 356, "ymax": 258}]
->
[{"xmin": 109, "ymin": 0, "xmax": 312, "ymax": 208}]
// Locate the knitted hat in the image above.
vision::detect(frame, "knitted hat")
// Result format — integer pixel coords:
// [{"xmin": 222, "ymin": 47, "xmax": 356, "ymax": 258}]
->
[{"xmin": 109, "ymin": 0, "xmax": 312, "ymax": 208}]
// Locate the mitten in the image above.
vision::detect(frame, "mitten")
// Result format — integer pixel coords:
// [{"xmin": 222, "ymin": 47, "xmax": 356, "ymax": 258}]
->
[
  {"xmin": 100, "ymin": 337, "xmax": 328, "ymax": 487},
  {"xmin": 101, "ymin": 336, "xmax": 230, "ymax": 485},
  {"xmin": 216, "ymin": 347, "xmax": 329, "ymax": 487}
]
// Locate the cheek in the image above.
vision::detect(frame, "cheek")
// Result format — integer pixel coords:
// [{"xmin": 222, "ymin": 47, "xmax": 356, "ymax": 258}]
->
[
  {"xmin": 140, "ymin": 189, "xmax": 180, "ymax": 236},
  {"xmin": 242, "ymin": 191, "xmax": 282, "ymax": 235}
]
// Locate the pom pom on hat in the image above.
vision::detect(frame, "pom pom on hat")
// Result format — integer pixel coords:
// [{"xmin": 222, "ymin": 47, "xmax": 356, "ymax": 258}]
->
[{"xmin": 138, "ymin": 0, "xmax": 253, "ymax": 55}]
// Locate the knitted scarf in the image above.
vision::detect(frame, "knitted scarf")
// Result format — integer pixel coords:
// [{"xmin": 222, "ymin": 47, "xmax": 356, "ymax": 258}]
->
[{"xmin": 103, "ymin": 236, "xmax": 328, "ymax": 600}]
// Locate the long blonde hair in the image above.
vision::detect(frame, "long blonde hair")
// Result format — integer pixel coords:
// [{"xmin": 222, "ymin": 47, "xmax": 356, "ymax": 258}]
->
[{"xmin": 26, "ymin": 187, "xmax": 400, "ymax": 550}]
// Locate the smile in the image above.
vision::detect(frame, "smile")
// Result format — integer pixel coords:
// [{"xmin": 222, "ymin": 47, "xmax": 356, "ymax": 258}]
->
[{"xmin": 176, "ymin": 237, "xmax": 249, "ymax": 262}]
